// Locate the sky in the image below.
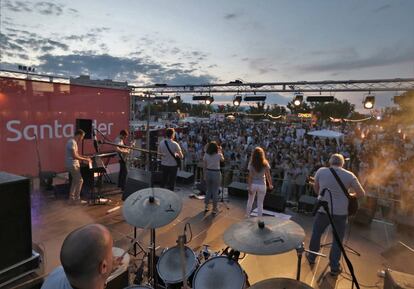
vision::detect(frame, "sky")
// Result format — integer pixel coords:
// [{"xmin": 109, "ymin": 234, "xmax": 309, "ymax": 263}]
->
[{"xmin": 0, "ymin": 0, "xmax": 413, "ymax": 109}]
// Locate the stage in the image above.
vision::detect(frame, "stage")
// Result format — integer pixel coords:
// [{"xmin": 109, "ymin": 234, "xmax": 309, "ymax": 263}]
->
[{"xmin": 28, "ymin": 176, "xmax": 413, "ymax": 289}]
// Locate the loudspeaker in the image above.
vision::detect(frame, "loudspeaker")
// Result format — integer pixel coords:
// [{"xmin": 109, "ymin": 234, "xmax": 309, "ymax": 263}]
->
[
  {"xmin": 76, "ymin": 118, "xmax": 93, "ymax": 139},
  {"xmin": 264, "ymin": 193, "xmax": 286, "ymax": 213},
  {"xmin": 176, "ymin": 170, "xmax": 194, "ymax": 185},
  {"xmin": 0, "ymin": 172, "xmax": 32, "ymax": 271},
  {"xmin": 384, "ymin": 269, "xmax": 414, "ymax": 289},
  {"xmin": 123, "ymin": 169, "xmax": 162, "ymax": 200},
  {"xmin": 228, "ymin": 182, "xmax": 248, "ymax": 198},
  {"xmin": 353, "ymin": 208, "xmax": 374, "ymax": 226},
  {"xmin": 298, "ymin": 195, "xmax": 317, "ymax": 213}
]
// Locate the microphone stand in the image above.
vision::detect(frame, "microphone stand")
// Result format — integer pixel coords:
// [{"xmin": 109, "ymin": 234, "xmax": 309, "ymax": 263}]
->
[{"xmin": 318, "ymin": 200, "xmax": 360, "ymax": 289}]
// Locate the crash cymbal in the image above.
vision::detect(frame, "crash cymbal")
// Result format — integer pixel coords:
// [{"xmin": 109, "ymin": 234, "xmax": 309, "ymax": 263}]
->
[
  {"xmin": 248, "ymin": 278, "xmax": 313, "ymax": 289},
  {"xmin": 123, "ymin": 188, "xmax": 182, "ymax": 229},
  {"xmin": 223, "ymin": 216, "xmax": 305, "ymax": 255}
]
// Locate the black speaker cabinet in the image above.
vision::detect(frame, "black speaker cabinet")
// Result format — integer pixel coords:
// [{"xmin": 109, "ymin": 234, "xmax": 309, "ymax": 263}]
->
[
  {"xmin": 264, "ymin": 193, "xmax": 286, "ymax": 213},
  {"xmin": 228, "ymin": 182, "xmax": 248, "ymax": 198},
  {"xmin": 123, "ymin": 169, "xmax": 162, "ymax": 200},
  {"xmin": 176, "ymin": 170, "xmax": 194, "ymax": 185},
  {"xmin": 76, "ymin": 118, "xmax": 93, "ymax": 139},
  {"xmin": 0, "ymin": 172, "xmax": 32, "ymax": 271}
]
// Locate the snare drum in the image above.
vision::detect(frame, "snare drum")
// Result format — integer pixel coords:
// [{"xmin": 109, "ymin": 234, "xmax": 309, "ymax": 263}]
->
[
  {"xmin": 156, "ymin": 246, "xmax": 198, "ymax": 288},
  {"xmin": 192, "ymin": 256, "xmax": 246, "ymax": 289}
]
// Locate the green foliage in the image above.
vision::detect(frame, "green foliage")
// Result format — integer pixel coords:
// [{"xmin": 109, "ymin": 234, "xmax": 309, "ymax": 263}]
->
[{"xmin": 310, "ymin": 99, "xmax": 355, "ymax": 120}]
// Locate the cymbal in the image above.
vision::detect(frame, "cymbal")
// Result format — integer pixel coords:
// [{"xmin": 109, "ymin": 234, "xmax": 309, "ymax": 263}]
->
[
  {"xmin": 223, "ymin": 216, "xmax": 305, "ymax": 255},
  {"xmin": 123, "ymin": 188, "xmax": 182, "ymax": 229},
  {"xmin": 248, "ymin": 278, "xmax": 313, "ymax": 289}
]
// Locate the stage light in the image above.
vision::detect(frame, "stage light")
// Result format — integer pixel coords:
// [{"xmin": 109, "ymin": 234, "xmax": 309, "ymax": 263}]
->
[
  {"xmin": 376, "ymin": 116, "xmax": 381, "ymax": 120},
  {"xmin": 306, "ymin": 96, "xmax": 335, "ymax": 102},
  {"xmin": 363, "ymin": 95, "xmax": 375, "ymax": 109},
  {"xmin": 243, "ymin": 95, "xmax": 267, "ymax": 102},
  {"xmin": 205, "ymin": 96, "xmax": 214, "ymax": 105},
  {"xmin": 233, "ymin": 95, "xmax": 242, "ymax": 106},
  {"xmin": 293, "ymin": 93, "xmax": 303, "ymax": 106},
  {"xmin": 172, "ymin": 95, "xmax": 181, "ymax": 104}
]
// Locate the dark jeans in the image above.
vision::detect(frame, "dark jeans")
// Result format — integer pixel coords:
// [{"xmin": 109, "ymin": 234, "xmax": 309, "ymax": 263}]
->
[
  {"xmin": 118, "ymin": 160, "xmax": 128, "ymax": 191},
  {"xmin": 308, "ymin": 212, "xmax": 347, "ymax": 271},
  {"xmin": 161, "ymin": 165, "xmax": 178, "ymax": 191}
]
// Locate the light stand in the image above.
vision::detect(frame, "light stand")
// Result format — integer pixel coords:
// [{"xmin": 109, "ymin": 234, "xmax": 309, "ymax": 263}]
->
[{"xmin": 318, "ymin": 200, "xmax": 360, "ymax": 289}]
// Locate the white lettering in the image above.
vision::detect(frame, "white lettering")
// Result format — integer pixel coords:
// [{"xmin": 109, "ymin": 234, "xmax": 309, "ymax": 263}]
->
[
  {"xmin": 54, "ymin": 120, "xmax": 62, "ymax": 138},
  {"xmin": 107, "ymin": 123, "xmax": 113, "ymax": 135},
  {"xmin": 5, "ymin": 119, "xmax": 116, "ymax": 142},
  {"xmin": 97, "ymin": 122, "xmax": 107, "ymax": 135},
  {"xmin": 23, "ymin": 125, "xmax": 37, "ymax": 140},
  {"xmin": 40, "ymin": 124, "xmax": 53, "ymax": 139},
  {"xmin": 63, "ymin": 124, "xmax": 73, "ymax": 138},
  {"xmin": 6, "ymin": 120, "xmax": 22, "ymax": 141}
]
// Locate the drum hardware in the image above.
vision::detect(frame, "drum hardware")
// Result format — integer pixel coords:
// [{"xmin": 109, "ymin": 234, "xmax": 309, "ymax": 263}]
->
[
  {"xmin": 295, "ymin": 242, "xmax": 326, "ymax": 281},
  {"xmin": 248, "ymin": 277, "xmax": 313, "ymax": 289},
  {"xmin": 223, "ymin": 216, "xmax": 305, "ymax": 255}
]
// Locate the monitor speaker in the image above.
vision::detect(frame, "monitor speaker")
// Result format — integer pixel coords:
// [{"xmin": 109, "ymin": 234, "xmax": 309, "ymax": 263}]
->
[
  {"xmin": 0, "ymin": 172, "xmax": 32, "ymax": 271},
  {"xmin": 76, "ymin": 118, "xmax": 93, "ymax": 139},
  {"xmin": 264, "ymin": 193, "xmax": 286, "ymax": 213}
]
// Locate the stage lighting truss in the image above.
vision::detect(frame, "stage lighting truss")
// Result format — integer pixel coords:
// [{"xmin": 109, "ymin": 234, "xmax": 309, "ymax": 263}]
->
[
  {"xmin": 363, "ymin": 94, "xmax": 375, "ymax": 109},
  {"xmin": 243, "ymin": 94, "xmax": 267, "ymax": 102},
  {"xmin": 233, "ymin": 94, "xmax": 242, "ymax": 106},
  {"xmin": 293, "ymin": 93, "xmax": 304, "ymax": 106}
]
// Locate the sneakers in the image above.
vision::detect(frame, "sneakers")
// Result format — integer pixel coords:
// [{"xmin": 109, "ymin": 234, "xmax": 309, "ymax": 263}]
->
[
  {"xmin": 330, "ymin": 266, "xmax": 342, "ymax": 276},
  {"xmin": 212, "ymin": 208, "xmax": 218, "ymax": 216}
]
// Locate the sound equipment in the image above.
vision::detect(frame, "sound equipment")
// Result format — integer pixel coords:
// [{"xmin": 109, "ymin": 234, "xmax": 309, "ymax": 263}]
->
[
  {"xmin": 123, "ymin": 168, "xmax": 162, "ymax": 200},
  {"xmin": 76, "ymin": 118, "xmax": 93, "ymax": 139},
  {"xmin": 0, "ymin": 172, "xmax": 33, "ymax": 270},
  {"xmin": 176, "ymin": 170, "xmax": 194, "ymax": 185},
  {"xmin": 384, "ymin": 269, "xmax": 414, "ymax": 289},
  {"xmin": 264, "ymin": 193, "xmax": 286, "ymax": 213},
  {"xmin": 353, "ymin": 208, "xmax": 374, "ymax": 226},
  {"xmin": 0, "ymin": 172, "xmax": 40, "ymax": 286},
  {"xmin": 298, "ymin": 195, "xmax": 317, "ymax": 213},
  {"xmin": 228, "ymin": 182, "xmax": 248, "ymax": 198}
]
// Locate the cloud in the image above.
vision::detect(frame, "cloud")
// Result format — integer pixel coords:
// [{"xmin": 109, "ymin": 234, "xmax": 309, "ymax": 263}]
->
[
  {"xmin": 298, "ymin": 47, "xmax": 414, "ymax": 73},
  {"xmin": 224, "ymin": 13, "xmax": 239, "ymax": 20},
  {"xmin": 373, "ymin": 4, "xmax": 392, "ymax": 13},
  {"xmin": 34, "ymin": 53, "xmax": 216, "ymax": 85},
  {"xmin": 35, "ymin": 1, "xmax": 64, "ymax": 16},
  {"xmin": 3, "ymin": 0, "xmax": 78, "ymax": 16},
  {"xmin": 248, "ymin": 58, "xmax": 278, "ymax": 75}
]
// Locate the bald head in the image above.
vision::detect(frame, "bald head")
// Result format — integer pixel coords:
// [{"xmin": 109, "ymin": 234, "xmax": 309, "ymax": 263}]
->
[{"xmin": 60, "ymin": 224, "xmax": 113, "ymax": 283}]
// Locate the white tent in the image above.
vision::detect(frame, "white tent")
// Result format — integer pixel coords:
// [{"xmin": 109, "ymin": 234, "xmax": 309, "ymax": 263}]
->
[{"xmin": 307, "ymin": 129, "xmax": 344, "ymax": 144}]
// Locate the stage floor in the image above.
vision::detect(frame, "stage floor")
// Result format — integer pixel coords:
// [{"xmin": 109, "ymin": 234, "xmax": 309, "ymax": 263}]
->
[{"xmin": 30, "ymin": 178, "xmax": 413, "ymax": 289}]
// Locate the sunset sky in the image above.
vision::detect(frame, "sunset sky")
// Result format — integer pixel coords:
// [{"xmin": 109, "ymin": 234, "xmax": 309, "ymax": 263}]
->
[{"xmin": 1, "ymin": 0, "xmax": 413, "ymax": 108}]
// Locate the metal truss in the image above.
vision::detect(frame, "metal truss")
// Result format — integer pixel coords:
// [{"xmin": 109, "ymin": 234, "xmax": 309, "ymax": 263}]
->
[{"xmin": 131, "ymin": 78, "xmax": 414, "ymax": 95}]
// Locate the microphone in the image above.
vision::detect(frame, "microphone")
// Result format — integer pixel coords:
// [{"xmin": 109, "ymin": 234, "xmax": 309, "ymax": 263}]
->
[{"xmin": 312, "ymin": 188, "xmax": 329, "ymax": 216}]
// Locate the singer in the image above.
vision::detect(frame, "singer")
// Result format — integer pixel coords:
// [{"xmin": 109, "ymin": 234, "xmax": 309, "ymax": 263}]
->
[
  {"xmin": 307, "ymin": 154, "xmax": 365, "ymax": 276},
  {"xmin": 115, "ymin": 130, "xmax": 130, "ymax": 193}
]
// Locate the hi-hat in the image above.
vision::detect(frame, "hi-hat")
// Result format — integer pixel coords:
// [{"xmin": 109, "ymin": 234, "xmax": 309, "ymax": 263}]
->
[
  {"xmin": 248, "ymin": 278, "xmax": 313, "ymax": 289},
  {"xmin": 223, "ymin": 216, "xmax": 305, "ymax": 255},
  {"xmin": 123, "ymin": 188, "xmax": 182, "ymax": 229}
]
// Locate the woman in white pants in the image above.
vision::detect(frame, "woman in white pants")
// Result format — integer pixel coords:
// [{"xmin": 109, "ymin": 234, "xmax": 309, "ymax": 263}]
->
[{"xmin": 246, "ymin": 147, "xmax": 273, "ymax": 217}]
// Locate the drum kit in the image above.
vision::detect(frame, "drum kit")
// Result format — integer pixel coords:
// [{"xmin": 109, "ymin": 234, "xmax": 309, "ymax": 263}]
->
[{"xmin": 121, "ymin": 188, "xmax": 321, "ymax": 289}]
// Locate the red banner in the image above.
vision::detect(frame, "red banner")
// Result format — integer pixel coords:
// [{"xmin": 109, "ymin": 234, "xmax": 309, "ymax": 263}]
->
[{"xmin": 0, "ymin": 77, "xmax": 130, "ymax": 176}]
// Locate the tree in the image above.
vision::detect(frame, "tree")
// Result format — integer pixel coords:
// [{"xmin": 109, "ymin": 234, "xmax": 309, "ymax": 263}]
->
[
  {"xmin": 287, "ymin": 100, "xmax": 311, "ymax": 114},
  {"xmin": 310, "ymin": 99, "xmax": 355, "ymax": 120}
]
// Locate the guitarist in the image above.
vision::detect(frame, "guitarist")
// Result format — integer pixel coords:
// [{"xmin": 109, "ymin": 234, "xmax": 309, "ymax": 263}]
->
[
  {"xmin": 115, "ymin": 130, "xmax": 130, "ymax": 193},
  {"xmin": 158, "ymin": 128, "xmax": 183, "ymax": 191}
]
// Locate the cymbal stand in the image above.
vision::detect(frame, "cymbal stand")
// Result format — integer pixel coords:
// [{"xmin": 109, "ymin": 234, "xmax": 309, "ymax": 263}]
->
[
  {"xmin": 295, "ymin": 242, "xmax": 326, "ymax": 281},
  {"xmin": 127, "ymin": 227, "xmax": 146, "ymax": 257},
  {"xmin": 149, "ymin": 228, "xmax": 157, "ymax": 289}
]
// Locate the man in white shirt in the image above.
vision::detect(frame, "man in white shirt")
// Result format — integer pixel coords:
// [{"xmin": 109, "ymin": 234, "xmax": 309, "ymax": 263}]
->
[
  {"xmin": 65, "ymin": 129, "xmax": 91, "ymax": 204},
  {"xmin": 307, "ymin": 154, "xmax": 365, "ymax": 276},
  {"xmin": 41, "ymin": 224, "xmax": 116, "ymax": 289},
  {"xmin": 158, "ymin": 128, "xmax": 183, "ymax": 191}
]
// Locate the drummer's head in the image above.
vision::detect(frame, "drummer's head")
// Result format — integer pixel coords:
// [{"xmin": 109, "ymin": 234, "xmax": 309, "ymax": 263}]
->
[{"xmin": 60, "ymin": 224, "xmax": 113, "ymax": 289}]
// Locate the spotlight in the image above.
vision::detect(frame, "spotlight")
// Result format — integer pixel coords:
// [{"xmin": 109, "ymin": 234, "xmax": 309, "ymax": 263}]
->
[
  {"xmin": 172, "ymin": 95, "xmax": 181, "ymax": 104},
  {"xmin": 205, "ymin": 96, "xmax": 214, "ymax": 105},
  {"xmin": 233, "ymin": 95, "xmax": 242, "ymax": 106},
  {"xmin": 293, "ymin": 93, "xmax": 303, "ymax": 106},
  {"xmin": 363, "ymin": 95, "xmax": 375, "ymax": 109}
]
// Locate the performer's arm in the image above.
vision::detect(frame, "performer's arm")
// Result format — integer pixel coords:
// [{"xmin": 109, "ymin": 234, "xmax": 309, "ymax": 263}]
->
[
  {"xmin": 72, "ymin": 147, "xmax": 90, "ymax": 162},
  {"xmin": 265, "ymin": 166, "xmax": 273, "ymax": 190}
]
